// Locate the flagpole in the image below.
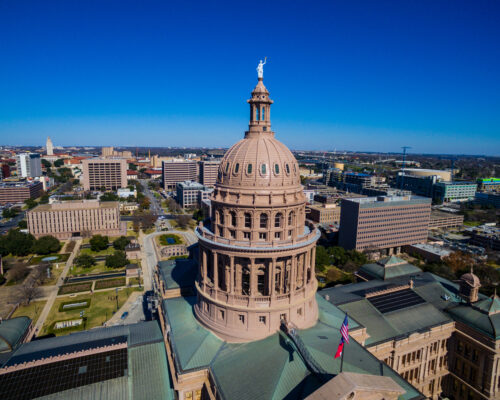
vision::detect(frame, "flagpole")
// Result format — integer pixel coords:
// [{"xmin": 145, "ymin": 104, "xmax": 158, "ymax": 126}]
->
[{"xmin": 340, "ymin": 312, "xmax": 347, "ymax": 373}]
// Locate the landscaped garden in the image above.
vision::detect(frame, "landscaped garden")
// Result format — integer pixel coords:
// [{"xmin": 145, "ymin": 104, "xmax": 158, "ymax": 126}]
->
[
  {"xmin": 58, "ymin": 282, "xmax": 93, "ymax": 295},
  {"xmin": 41, "ymin": 287, "xmax": 142, "ymax": 336},
  {"xmin": 158, "ymin": 233, "xmax": 183, "ymax": 246},
  {"xmin": 95, "ymin": 277, "xmax": 126, "ymax": 290}
]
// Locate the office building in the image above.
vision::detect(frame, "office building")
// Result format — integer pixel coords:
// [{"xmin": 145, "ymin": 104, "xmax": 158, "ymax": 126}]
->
[
  {"xmin": 307, "ymin": 203, "xmax": 341, "ymax": 225},
  {"xmin": 45, "ymin": 136, "xmax": 54, "ymax": 156},
  {"xmin": 199, "ymin": 160, "xmax": 220, "ymax": 187},
  {"xmin": 161, "ymin": 160, "xmax": 198, "ymax": 190},
  {"xmin": 477, "ymin": 178, "xmax": 500, "ymax": 192},
  {"xmin": 82, "ymin": 158, "xmax": 127, "ymax": 191},
  {"xmin": 428, "ymin": 210, "xmax": 464, "ymax": 229},
  {"xmin": 396, "ymin": 173, "xmax": 438, "ymax": 197},
  {"xmin": 101, "ymin": 146, "xmax": 132, "ymax": 159},
  {"xmin": 27, "ymin": 199, "xmax": 126, "ymax": 239},
  {"xmin": 16, "ymin": 153, "xmax": 42, "ymax": 178},
  {"xmin": 475, "ymin": 191, "xmax": 500, "ymax": 208},
  {"xmin": 176, "ymin": 181, "xmax": 212, "ymax": 208},
  {"xmin": 433, "ymin": 181, "xmax": 477, "ymax": 203},
  {"xmin": 338, "ymin": 195, "xmax": 431, "ymax": 253},
  {"xmin": 0, "ymin": 181, "xmax": 43, "ymax": 205},
  {"xmin": 0, "ymin": 164, "xmax": 10, "ymax": 180},
  {"xmin": 466, "ymin": 225, "xmax": 500, "ymax": 251},
  {"xmin": 322, "ymin": 257, "xmax": 500, "ymax": 399}
]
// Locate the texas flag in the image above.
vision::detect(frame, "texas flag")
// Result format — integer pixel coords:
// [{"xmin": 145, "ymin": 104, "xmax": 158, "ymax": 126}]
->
[{"xmin": 334, "ymin": 315, "xmax": 349, "ymax": 359}]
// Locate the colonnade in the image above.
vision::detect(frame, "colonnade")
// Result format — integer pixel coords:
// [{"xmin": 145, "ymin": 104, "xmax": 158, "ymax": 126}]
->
[{"xmin": 199, "ymin": 245, "xmax": 316, "ymax": 298}]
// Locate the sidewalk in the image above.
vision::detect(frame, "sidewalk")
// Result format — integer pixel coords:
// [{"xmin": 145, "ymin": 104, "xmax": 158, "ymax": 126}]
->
[
  {"xmin": 29, "ymin": 238, "xmax": 82, "ymax": 340},
  {"xmin": 105, "ymin": 291, "xmax": 142, "ymax": 325}
]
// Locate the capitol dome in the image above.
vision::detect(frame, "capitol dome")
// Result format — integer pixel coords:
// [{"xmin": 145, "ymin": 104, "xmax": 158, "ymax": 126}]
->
[{"xmin": 194, "ymin": 72, "xmax": 320, "ymax": 342}]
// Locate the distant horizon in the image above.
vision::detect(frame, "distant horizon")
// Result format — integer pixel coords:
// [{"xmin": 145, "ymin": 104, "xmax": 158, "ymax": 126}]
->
[{"xmin": 1, "ymin": 1, "xmax": 499, "ymax": 156}]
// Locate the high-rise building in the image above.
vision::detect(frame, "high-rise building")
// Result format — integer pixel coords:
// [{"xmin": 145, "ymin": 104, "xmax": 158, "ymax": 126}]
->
[
  {"xmin": 161, "ymin": 160, "xmax": 198, "ymax": 190},
  {"xmin": 176, "ymin": 181, "xmax": 212, "ymax": 208},
  {"xmin": 16, "ymin": 153, "xmax": 42, "ymax": 178},
  {"xmin": 82, "ymin": 158, "xmax": 127, "ymax": 191},
  {"xmin": 338, "ymin": 195, "xmax": 431, "ymax": 254},
  {"xmin": 45, "ymin": 136, "xmax": 54, "ymax": 156},
  {"xmin": 27, "ymin": 200, "xmax": 125, "ymax": 239},
  {"xmin": 199, "ymin": 160, "xmax": 220, "ymax": 187},
  {"xmin": 433, "ymin": 181, "xmax": 477, "ymax": 203}
]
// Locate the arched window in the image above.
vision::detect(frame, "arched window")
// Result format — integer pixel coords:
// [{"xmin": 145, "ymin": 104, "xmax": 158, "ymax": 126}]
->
[
  {"xmin": 261, "ymin": 164, "xmax": 267, "ymax": 174},
  {"xmin": 261, "ymin": 107, "xmax": 265, "ymax": 121},
  {"xmin": 218, "ymin": 210, "xmax": 224, "ymax": 225},
  {"xmin": 285, "ymin": 164, "xmax": 290, "ymax": 174},
  {"xmin": 274, "ymin": 164, "xmax": 280, "ymax": 174},
  {"xmin": 260, "ymin": 213, "xmax": 268, "ymax": 229},
  {"xmin": 288, "ymin": 211, "xmax": 294, "ymax": 226},
  {"xmin": 242, "ymin": 266, "xmax": 250, "ymax": 295},
  {"xmin": 225, "ymin": 163, "xmax": 230, "ymax": 173},
  {"xmin": 256, "ymin": 107, "xmax": 260, "ymax": 121},
  {"xmin": 247, "ymin": 164, "xmax": 252, "ymax": 174},
  {"xmin": 230, "ymin": 211, "xmax": 237, "ymax": 227},
  {"xmin": 244, "ymin": 213, "xmax": 252, "ymax": 228},
  {"xmin": 274, "ymin": 212, "xmax": 282, "ymax": 228},
  {"xmin": 234, "ymin": 163, "xmax": 240, "ymax": 173}
]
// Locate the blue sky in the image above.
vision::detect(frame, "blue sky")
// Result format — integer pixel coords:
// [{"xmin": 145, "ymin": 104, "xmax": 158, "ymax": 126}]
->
[{"xmin": 0, "ymin": 0, "xmax": 499, "ymax": 155}]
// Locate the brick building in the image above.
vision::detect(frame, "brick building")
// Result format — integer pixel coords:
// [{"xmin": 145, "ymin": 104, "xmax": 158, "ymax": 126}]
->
[{"xmin": 162, "ymin": 160, "xmax": 198, "ymax": 190}]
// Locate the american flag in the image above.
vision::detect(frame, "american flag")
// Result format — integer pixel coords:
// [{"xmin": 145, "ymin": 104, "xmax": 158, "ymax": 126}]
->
[{"xmin": 334, "ymin": 315, "xmax": 349, "ymax": 359}]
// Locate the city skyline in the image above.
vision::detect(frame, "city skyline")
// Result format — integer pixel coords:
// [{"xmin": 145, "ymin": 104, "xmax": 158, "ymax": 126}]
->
[{"xmin": 1, "ymin": 1, "xmax": 499, "ymax": 156}]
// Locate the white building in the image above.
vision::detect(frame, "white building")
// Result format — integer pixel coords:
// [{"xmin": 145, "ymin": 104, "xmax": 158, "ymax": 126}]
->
[{"xmin": 16, "ymin": 153, "xmax": 42, "ymax": 178}]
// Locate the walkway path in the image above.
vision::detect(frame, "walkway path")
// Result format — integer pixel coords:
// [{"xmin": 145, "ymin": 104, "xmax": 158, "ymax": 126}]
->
[{"xmin": 29, "ymin": 238, "xmax": 82, "ymax": 340}]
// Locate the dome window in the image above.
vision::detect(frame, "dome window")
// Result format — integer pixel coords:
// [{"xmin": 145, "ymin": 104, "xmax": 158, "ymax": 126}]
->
[
  {"xmin": 225, "ymin": 163, "xmax": 230, "ymax": 174},
  {"xmin": 285, "ymin": 164, "xmax": 290, "ymax": 174},
  {"xmin": 247, "ymin": 164, "xmax": 253, "ymax": 174},
  {"xmin": 274, "ymin": 164, "xmax": 280, "ymax": 174},
  {"xmin": 261, "ymin": 164, "xmax": 267, "ymax": 175},
  {"xmin": 234, "ymin": 163, "xmax": 240, "ymax": 173}
]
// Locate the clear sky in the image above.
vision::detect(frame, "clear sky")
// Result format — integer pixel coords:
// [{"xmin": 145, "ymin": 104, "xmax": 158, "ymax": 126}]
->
[{"xmin": 0, "ymin": 1, "xmax": 499, "ymax": 155}]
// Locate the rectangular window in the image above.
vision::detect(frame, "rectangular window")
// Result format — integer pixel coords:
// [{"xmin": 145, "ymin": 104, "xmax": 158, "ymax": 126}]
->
[
  {"xmin": 238, "ymin": 314, "xmax": 245, "ymax": 323},
  {"xmin": 259, "ymin": 232, "xmax": 266, "ymax": 240},
  {"xmin": 219, "ymin": 310, "xmax": 225, "ymax": 320},
  {"xmin": 274, "ymin": 232, "xmax": 281, "ymax": 239},
  {"xmin": 259, "ymin": 316, "xmax": 266, "ymax": 324},
  {"xmin": 244, "ymin": 232, "xmax": 250, "ymax": 239}
]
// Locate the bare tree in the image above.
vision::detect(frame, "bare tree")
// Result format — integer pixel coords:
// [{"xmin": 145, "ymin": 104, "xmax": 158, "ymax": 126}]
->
[
  {"xmin": 17, "ymin": 282, "xmax": 42, "ymax": 305},
  {"xmin": 7, "ymin": 264, "xmax": 28, "ymax": 284},
  {"xmin": 176, "ymin": 215, "xmax": 191, "ymax": 229}
]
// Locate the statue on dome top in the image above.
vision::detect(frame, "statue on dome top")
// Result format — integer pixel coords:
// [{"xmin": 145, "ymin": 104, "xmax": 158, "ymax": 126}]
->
[{"xmin": 257, "ymin": 57, "xmax": 267, "ymax": 79}]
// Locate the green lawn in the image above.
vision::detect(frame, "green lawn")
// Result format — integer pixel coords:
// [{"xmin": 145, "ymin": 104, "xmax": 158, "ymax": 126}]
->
[
  {"xmin": 69, "ymin": 261, "xmax": 125, "ymax": 276},
  {"xmin": 79, "ymin": 246, "xmax": 115, "ymax": 256},
  {"xmin": 11, "ymin": 300, "xmax": 47, "ymax": 325},
  {"xmin": 41, "ymin": 287, "xmax": 142, "ymax": 336},
  {"xmin": 40, "ymin": 264, "xmax": 65, "ymax": 286},
  {"xmin": 29, "ymin": 253, "xmax": 70, "ymax": 266},
  {"xmin": 126, "ymin": 221, "xmax": 139, "ymax": 237}
]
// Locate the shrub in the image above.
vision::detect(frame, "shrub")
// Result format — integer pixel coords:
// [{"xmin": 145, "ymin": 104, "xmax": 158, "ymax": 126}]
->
[
  {"xmin": 113, "ymin": 236, "xmax": 131, "ymax": 251},
  {"xmin": 32, "ymin": 235, "xmax": 61, "ymax": 255},
  {"xmin": 95, "ymin": 278, "xmax": 126, "ymax": 290},
  {"xmin": 74, "ymin": 254, "xmax": 96, "ymax": 269},
  {"xmin": 105, "ymin": 250, "xmax": 129, "ymax": 268}
]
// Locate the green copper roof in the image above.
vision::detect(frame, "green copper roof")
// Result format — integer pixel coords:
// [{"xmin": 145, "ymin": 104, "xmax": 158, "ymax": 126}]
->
[
  {"xmin": 0, "ymin": 316, "xmax": 31, "ymax": 353},
  {"xmin": 473, "ymin": 295, "xmax": 500, "ymax": 315},
  {"xmin": 157, "ymin": 259, "xmax": 197, "ymax": 291},
  {"xmin": 358, "ymin": 256, "xmax": 421, "ymax": 281},
  {"xmin": 162, "ymin": 295, "xmax": 422, "ymax": 400}
]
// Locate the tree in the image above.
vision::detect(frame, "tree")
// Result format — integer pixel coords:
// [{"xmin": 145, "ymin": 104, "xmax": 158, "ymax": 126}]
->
[
  {"xmin": 54, "ymin": 158, "xmax": 64, "ymax": 167},
  {"xmin": 443, "ymin": 251, "xmax": 475, "ymax": 273},
  {"xmin": 113, "ymin": 236, "xmax": 131, "ymax": 251},
  {"xmin": 315, "ymin": 245, "xmax": 330, "ymax": 268},
  {"xmin": 32, "ymin": 235, "xmax": 61, "ymax": 255},
  {"xmin": 74, "ymin": 254, "xmax": 96, "ymax": 269},
  {"xmin": 17, "ymin": 280, "xmax": 42, "ymax": 305},
  {"xmin": 41, "ymin": 159, "xmax": 52, "ymax": 168},
  {"xmin": 176, "ymin": 215, "xmax": 191, "ymax": 229},
  {"xmin": 89, "ymin": 235, "xmax": 109, "ymax": 252},
  {"xmin": 3, "ymin": 207, "xmax": 19, "ymax": 218},
  {"xmin": 100, "ymin": 192, "xmax": 120, "ymax": 202},
  {"xmin": 39, "ymin": 194, "xmax": 50, "ymax": 204},
  {"xmin": 327, "ymin": 246, "xmax": 347, "ymax": 266},
  {"xmin": 8, "ymin": 264, "xmax": 28, "ymax": 283},
  {"xmin": 105, "ymin": 250, "xmax": 129, "ymax": 268},
  {"xmin": 139, "ymin": 197, "xmax": 150, "ymax": 210},
  {"xmin": 128, "ymin": 163, "xmax": 137, "ymax": 171},
  {"xmin": 24, "ymin": 198, "xmax": 37, "ymax": 209},
  {"xmin": 4, "ymin": 230, "xmax": 35, "ymax": 256},
  {"xmin": 193, "ymin": 208, "xmax": 204, "ymax": 222}
]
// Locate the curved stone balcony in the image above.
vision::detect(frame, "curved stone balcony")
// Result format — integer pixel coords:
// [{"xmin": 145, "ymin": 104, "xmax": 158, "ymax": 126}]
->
[{"xmin": 195, "ymin": 223, "xmax": 320, "ymax": 251}]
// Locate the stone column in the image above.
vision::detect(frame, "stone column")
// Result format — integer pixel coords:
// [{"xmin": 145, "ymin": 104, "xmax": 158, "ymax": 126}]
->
[
  {"xmin": 291, "ymin": 255, "xmax": 297, "ymax": 295},
  {"xmin": 202, "ymin": 248, "xmax": 208, "ymax": 291},
  {"xmin": 280, "ymin": 260, "xmax": 285, "ymax": 294},
  {"xmin": 229, "ymin": 256, "xmax": 235, "ymax": 294},
  {"xmin": 250, "ymin": 258, "xmax": 256, "ymax": 296},
  {"xmin": 302, "ymin": 252, "xmax": 308, "ymax": 289},
  {"xmin": 270, "ymin": 258, "xmax": 276, "ymax": 297},
  {"xmin": 213, "ymin": 251, "xmax": 218, "ymax": 300}
]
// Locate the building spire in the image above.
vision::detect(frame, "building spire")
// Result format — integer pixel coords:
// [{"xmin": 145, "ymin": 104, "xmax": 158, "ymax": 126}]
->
[{"xmin": 246, "ymin": 62, "xmax": 274, "ymax": 138}]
